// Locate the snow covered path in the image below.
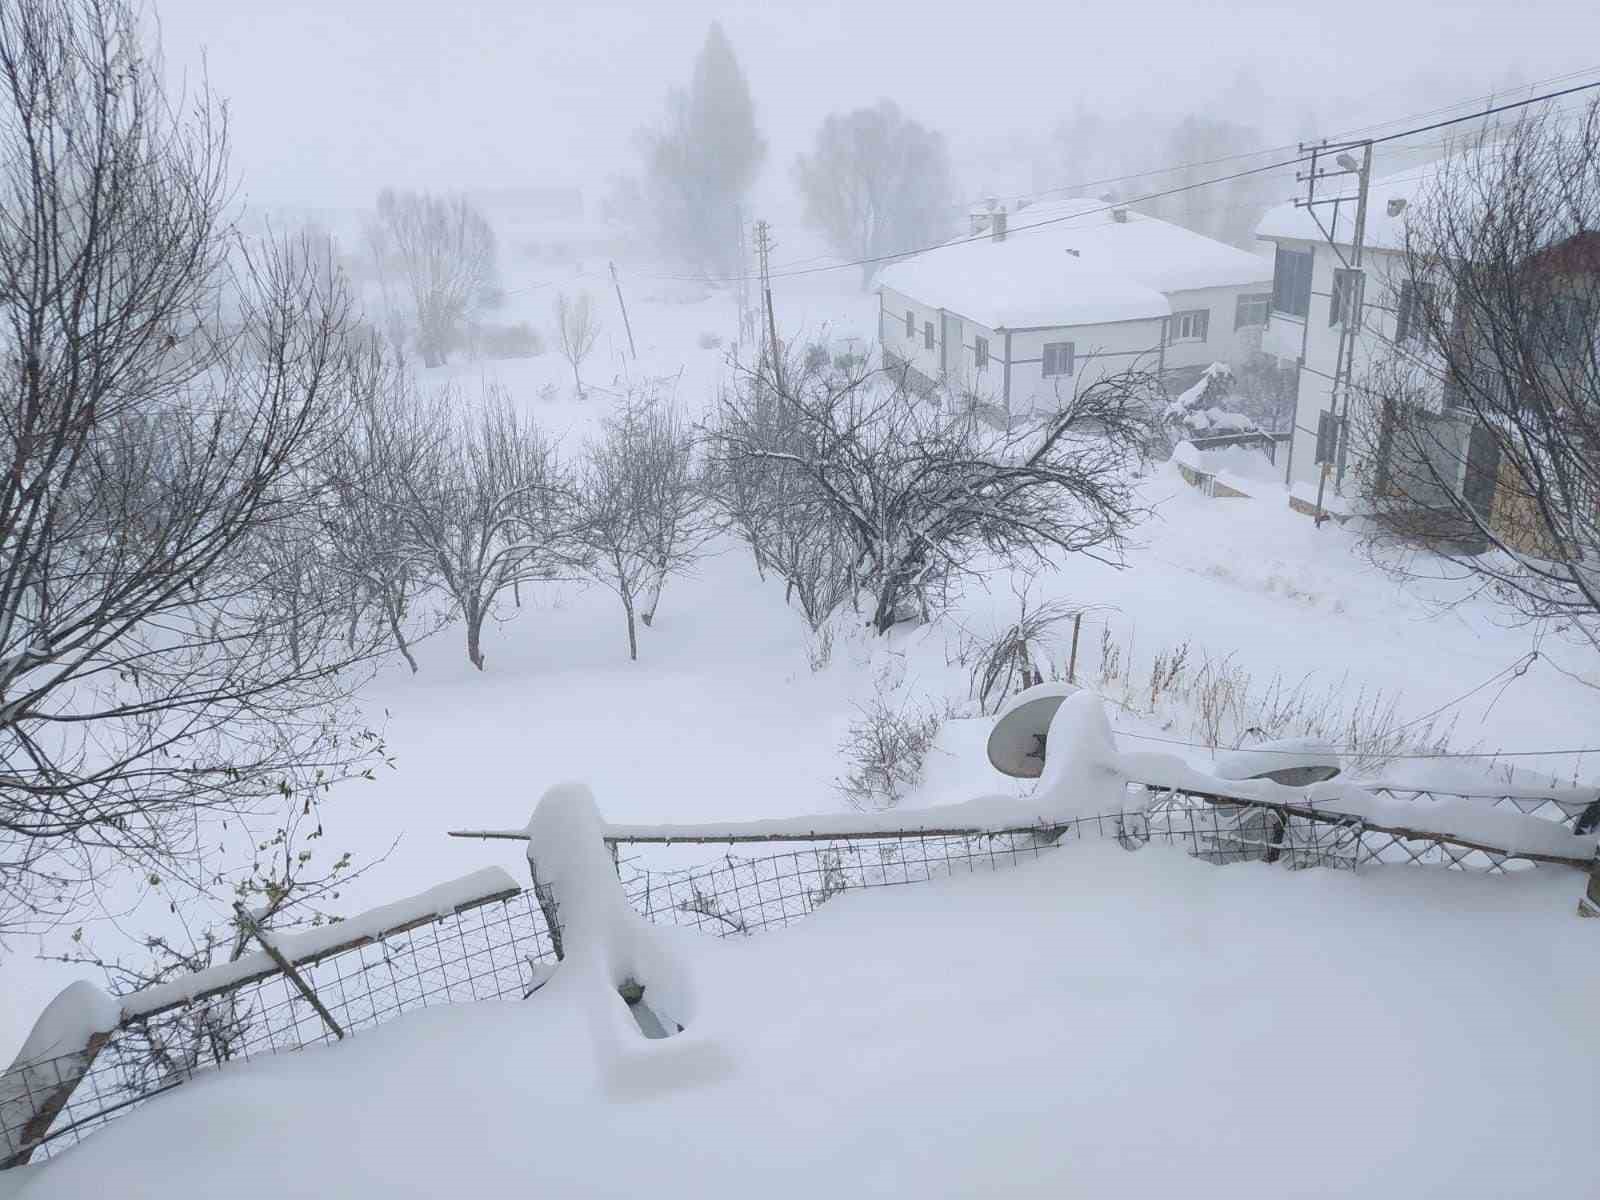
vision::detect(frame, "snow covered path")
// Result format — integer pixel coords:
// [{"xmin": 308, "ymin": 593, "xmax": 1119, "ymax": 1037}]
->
[{"xmin": 10, "ymin": 843, "xmax": 1596, "ymax": 1199}]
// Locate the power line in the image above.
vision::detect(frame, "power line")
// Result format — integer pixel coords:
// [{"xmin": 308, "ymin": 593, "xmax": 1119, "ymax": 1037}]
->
[
  {"xmin": 620, "ymin": 74, "xmax": 1600, "ymax": 289},
  {"xmin": 971, "ymin": 63, "xmax": 1600, "ymax": 212}
]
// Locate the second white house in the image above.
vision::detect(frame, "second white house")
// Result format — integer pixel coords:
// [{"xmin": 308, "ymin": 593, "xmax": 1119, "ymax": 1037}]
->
[{"xmin": 876, "ymin": 198, "xmax": 1274, "ymax": 414}]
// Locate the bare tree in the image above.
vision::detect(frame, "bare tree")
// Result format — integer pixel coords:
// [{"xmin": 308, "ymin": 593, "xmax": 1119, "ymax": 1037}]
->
[
  {"xmin": 0, "ymin": 0, "xmax": 390, "ymax": 940},
  {"xmin": 383, "ymin": 384, "xmax": 578, "ymax": 670},
  {"xmin": 1353, "ymin": 98, "xmax": 1600, "ymax": 665},
  {"xmin": 367, "ymin": 188, "xmax": 497, "ymax": 368},
  {"xmin": 708, "ymin": 349, "xmax": 1155, "ymax": 634},
  {"xmin": 577, "ymin": 388, "xmax": 711, "ymax": 659},
  {"xmin": 320, "ymin": 343, "xmax": 449, "ymax": 673},
  {"xmin": 702, "ymin": 375, "xmax": 859, "ymax": 629},
  {"xmin": 794, "ymin": 100, "xmax": 955, "ymax": 289},
  {"xmin": 555, "ymin": 292, "xmax": 601, "ymax": 398}
]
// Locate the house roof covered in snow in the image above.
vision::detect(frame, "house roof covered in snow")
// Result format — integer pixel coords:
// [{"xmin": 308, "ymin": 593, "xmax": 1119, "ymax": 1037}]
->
[
  {"xmin": 1255, "ymin": 148, "xmax": 1532, "ymax": 255},
  {"xmin": 877, "ymin": 198, "xmax": 1273, "ymax": 330}
]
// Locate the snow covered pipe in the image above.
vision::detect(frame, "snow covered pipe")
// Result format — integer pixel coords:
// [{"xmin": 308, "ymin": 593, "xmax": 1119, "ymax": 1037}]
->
[
  {"xmin": 0, "ymin": 980, "xmax": 120, "ymax": 1168},
  {"xmin": 524, "ymin": 783, "xmax": 690, "ymax": 1031}
]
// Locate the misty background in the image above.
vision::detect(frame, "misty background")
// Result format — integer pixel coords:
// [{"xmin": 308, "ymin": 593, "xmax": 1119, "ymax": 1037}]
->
[{"xmin": 152, "ymin": 0, "xmax": 1595, "ymax": 230}]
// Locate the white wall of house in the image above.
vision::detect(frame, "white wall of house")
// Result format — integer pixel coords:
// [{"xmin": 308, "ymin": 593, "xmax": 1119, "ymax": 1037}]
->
[
  {"xmin": 879, "ymin": 286, "xmax": 955, "ymax": 383},
  {"xmin": 1162, "ymin": 282, "xmax": 1274, "ymax": 374},
  {"xmin": 1004, "ymin": 318, "xmax": 1166, "ymax": 412},
  {"xmin": 1262, "ymin": 237, "xmax": 1476, "ymax": 502}
]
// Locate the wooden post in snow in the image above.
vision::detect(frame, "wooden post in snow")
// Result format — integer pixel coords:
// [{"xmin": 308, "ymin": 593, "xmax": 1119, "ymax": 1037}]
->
[
  {"xmin": 1579, "ymin": 856, "xmax": 1600, "ymax": 918},
  {"xmin": 0, "ymin": 982, "xmax": 119, "ymax": 1168},
  {"xmin": 609, "ymin": 261, "xmax": 637, "ymax": 360},
  {"xmin": 234, "ymin": 904, "xmax": 344, "ymax": 1040}
]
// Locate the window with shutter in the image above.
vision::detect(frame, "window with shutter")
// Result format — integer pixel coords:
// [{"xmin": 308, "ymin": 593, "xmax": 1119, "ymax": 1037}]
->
[
  {"xmin": 1042, "ymin": 342, "xmax": 1074, "ymax": 377},
  {"xmin": 923, "ymin": 321, "xmax": 934, "ymax": 350},
  {"xmin": 1234, "ymin": 293, "xmax": 1271, "ymax": 329},
  {"xmin": 1272, "ymin": 247, "xmax": 1314, "ymax": 318},
  {"xmin": 1314, "ymin": 410, "xmax": 1340, "ymax": 464},
  {"xmin": 1331, "ymin": 269, "xmax": 1363, "ymax": 328}
]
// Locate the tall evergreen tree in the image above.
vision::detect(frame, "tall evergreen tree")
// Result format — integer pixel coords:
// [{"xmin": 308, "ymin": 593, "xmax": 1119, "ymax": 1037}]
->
[{"xmin": 636, "ymin": 23, "xmax": 765, "ymax": 276}]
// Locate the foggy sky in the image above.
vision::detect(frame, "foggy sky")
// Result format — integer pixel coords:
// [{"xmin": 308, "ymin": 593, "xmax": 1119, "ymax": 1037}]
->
[{"xmin": 151, "ymin": 0, "xmax": 1599, "ymax": 212}]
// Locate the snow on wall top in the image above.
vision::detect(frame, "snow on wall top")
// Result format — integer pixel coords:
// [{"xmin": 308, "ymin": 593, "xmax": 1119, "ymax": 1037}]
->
[
  {"xmin": 878, "ymin": 198, "xmax": 1271, "ymax": 330},
  {"xmin": 120, "ymin": 866, "xmax": 520, "ymax": 1019}
]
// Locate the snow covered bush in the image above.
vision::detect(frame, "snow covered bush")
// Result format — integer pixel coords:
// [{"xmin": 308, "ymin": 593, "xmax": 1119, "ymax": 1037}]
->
[
  {"xmin": 473, "ymin": 320, "xmax": 544, "ymax": 360},
  {"xmin": 835, "ymin": 691, "xmax": 943, "ymax": 811},
  {"xmin": 1162, "ymin": 363, "xmax": 1260, "ymax": 446},
  {"xmin": 962, "ymin": 591, "xmax": 1081, "ymax": 715}
]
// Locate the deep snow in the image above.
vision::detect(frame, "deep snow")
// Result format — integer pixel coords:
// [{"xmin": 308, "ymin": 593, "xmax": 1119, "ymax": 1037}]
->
[
  {"xmin": 5, "ymin": 252, "xmax": 1598, "ymax": 1072},
  {"xmin": 8, "ymin": 842, "xmax": 1597, "ymax": 1199}
]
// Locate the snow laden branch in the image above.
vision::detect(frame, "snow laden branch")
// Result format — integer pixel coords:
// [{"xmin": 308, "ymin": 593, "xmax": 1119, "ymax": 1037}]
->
[
  {"xmin": 706, "ymin": 348, "xmax": 1156, "ymax": 633},
  {"xmin": 1353, "ymin": 96, "xmax": 1600, "ymax": 667},
  {"xmin": 0, "ymin": 0, "xmax": 397, "ymax": 939}
]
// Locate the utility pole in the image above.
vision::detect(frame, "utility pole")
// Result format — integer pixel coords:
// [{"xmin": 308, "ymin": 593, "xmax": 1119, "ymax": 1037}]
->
[
  {"xmin": 609, "ymin": 261, "xmax": 637, "ymax": 360},
  {"xmin": 735, "ymin": 205, "xmax": 754, "ymax": 353},
  {"xmin": 755, "ymin": 219, "xmax": 783, "ymax": 391},
  {"xmin": 1300, "ymin": 138, "xmax": 1372, "ymax": 527}
]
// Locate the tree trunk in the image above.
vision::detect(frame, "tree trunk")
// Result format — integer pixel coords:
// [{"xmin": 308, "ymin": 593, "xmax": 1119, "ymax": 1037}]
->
[
  {"xmin": 385, "ymin": 600, "xmax": 418, "ymax": 674},
  {"xmin": 465, "ymin": 597, "xmax": 486, "ymax": 670},
  {"xmin": 572, "ymin": 360, "xmax": 583, "ymax": 399},
  {"xmin": 622, "ymin": 591, "xmax": 638, "ymax": 661}
]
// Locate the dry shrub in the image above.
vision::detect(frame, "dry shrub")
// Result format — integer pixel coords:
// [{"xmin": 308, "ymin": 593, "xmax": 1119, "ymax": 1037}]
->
[
  {"xmin": 1096, "ymin": 629, "xmax": 1455, "ymax": 770},
  {"xmin": 835, "ymin": 691, "xmax": 942, "ymax": 812}
]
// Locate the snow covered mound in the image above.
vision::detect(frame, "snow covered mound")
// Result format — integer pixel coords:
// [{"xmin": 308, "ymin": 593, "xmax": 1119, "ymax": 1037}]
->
[{"xmin": 11, "ymin": 845, "xmax": 1596, "ymax": 1199}]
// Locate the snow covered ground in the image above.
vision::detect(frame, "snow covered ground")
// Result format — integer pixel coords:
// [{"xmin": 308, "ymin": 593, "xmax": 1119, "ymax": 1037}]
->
[
  {"xmin": 8, "ymin": 842, "xmax": 1597, "ymax": 1198},
  {"xmin": 4, "ymin": 250, "xmax": 1598, "ymax": 1125}
]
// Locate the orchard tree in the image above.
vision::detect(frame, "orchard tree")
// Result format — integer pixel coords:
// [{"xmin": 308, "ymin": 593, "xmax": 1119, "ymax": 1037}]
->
[
  {"xmin": 367, "ymin": 188, "xmax": 497, "ymax": 367},
  {"xmin": 633, "ymin": 22, "xmax": 765, "ymax": 276},
  {"xmin": 708, "ymin": 349, "xmax": 1155, "ymax": 634},
  {"xmin": 794, "ymin": 100, "xmax": 955, "ymax": 289}
]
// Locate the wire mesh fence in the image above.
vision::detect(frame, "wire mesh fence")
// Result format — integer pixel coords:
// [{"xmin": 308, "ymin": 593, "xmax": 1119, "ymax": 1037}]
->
[
  {"xmin": 615, "ymin": 796, "xmax": 1370, "ymax": 940},
  {"xmin": 5, "ymin": 779, "xmax": 1583, "ymax": 1166},
  {"xmin": 9, "ymin": 888, "xmax": 560, "ymax": 1163}
]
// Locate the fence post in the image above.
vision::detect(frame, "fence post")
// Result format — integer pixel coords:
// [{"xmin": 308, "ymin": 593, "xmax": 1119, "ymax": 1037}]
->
[
  {"xmin": 1, "ymin": 981, "xmax": 120, "ymax": 1168},
  {"xmin": 1579, "ymin": 854, "xmax": 1600, "ymax": 918},
  {"xmin": 233, "ymin": 904, "xmax": 345, "ymax": 1040}
]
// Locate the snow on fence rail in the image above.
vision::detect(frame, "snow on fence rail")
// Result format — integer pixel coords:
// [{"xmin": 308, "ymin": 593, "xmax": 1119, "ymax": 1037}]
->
[
  {"xmin": 2, "ymin": 870, "xmax": 558, "ymax": 1167},
  {"xmin": 8, "ymin": 764, "xmax": 1597, "ymax": 1168}
]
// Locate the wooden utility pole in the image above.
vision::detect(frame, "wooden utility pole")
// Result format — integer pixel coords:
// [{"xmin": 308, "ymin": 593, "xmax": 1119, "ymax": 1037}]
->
[
  {"xmin": 609, "ymin": 261, "xmax": 637, "ymax": 360},
  {"xmin": 755, "ymin": 219, "xmax": 782, "ymax": 391}
]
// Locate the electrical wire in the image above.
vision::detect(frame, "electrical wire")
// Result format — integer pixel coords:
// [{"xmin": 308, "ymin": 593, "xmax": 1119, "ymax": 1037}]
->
[
  {"xmin": 969, "ymin": 63, "xmax": 1600, "ymax": 212},
  {"xmin": 616, "ymin": 75, "xmax": 1600, "ymax": 288}
]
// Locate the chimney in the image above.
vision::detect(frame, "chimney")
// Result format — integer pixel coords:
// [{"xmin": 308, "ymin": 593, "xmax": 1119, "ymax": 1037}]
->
[
  {"xmin": 1112, "ymin": 207, "xmax": 1128, "ymax": 223},
  {"xmin": 992, "ymin": 208, "xmax": 1008, "ymax": 243}
]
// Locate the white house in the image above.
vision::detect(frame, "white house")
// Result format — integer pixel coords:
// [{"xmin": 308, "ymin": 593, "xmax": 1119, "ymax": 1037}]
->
[
  {"xmin": 1255, "ymin": 157, "xmax": 1485, "ymax": 518},
  {"xmin": 875, "ymin": 198, "xmax": 1274, "ymax": 414}
]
